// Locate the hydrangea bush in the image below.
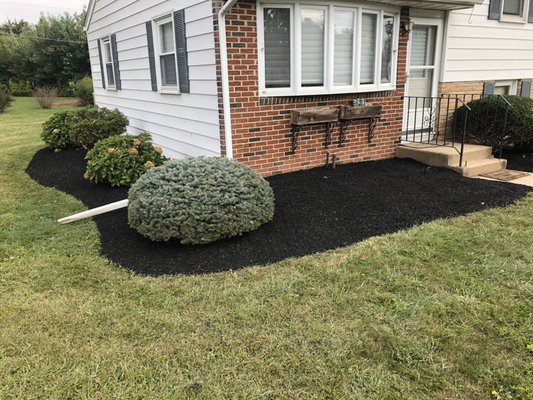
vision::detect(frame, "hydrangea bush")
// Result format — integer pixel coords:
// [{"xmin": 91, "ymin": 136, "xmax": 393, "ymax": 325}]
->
[
  {"xmin": 40, "ymin": 110, "xmax": 72, "ymax": 150},
  {"xmin": 41, "ymin": 106, "xmax": 128, "ymax": 150},
  {"xmin": 128, "ymin": 157, "xmax": 275, "ymax": 244},
  {"xmin": 85, "ymin": 132, "xmax": 167, "ymax": 186}
]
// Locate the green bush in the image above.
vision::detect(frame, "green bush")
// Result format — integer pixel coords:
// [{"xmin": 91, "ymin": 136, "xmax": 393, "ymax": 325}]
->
[
  {"xmin": 128, "ymin": 157, "xmax": 275, "ymax": 244},
  {"xmin": 8, "ymin": 80, "xmax": 32, "ymax": 96},
  {"xmin": 70, "ymin": 76, "xmax": 94, "ymax": 106},
  {"xmin": 41, "ymin": 110, "xmax": 72, "ymax": 149},
  {"xmin": 456, "ymin": 95, "xmax": 533, "ymax": 148},
  {"xmin": 69, "ymin": 106, "xmax": 128, "ymax": 149},
  {"xmin": 85, "ymin": 133, "xmax": 167, "ymax": 186},
  {"xmin": 41, "ymin": 106, "xmax": 128, "ymax": 150},
  {"xmin": 0, "ymin": 89, "xmax": 12, "ymax": 114}
]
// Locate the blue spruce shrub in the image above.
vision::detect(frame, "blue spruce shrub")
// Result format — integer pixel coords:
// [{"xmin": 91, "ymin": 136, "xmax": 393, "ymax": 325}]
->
[{"xmin": 128, "ymin": 157, "xmax": 275, "ymax": 244}]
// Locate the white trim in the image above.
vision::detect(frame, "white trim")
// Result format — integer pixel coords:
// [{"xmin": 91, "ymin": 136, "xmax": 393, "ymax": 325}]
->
[
  {"xmin": 494, "ymin": 80, "xmax": 518, "ymax": 95},
  {"xmin": 257, "ymin": 1, "xmax": 400, "ymax": 97},
  {"xmin": 84, "ymin": 0, "xmax": 95, "ymax": 31},
  {"xmin": 500, "ymin": 0, "xmax": 530, "ymax": 23},
  {"xmin": 152, "ymin": 13, "xmax": 180, "ymax": 94}
]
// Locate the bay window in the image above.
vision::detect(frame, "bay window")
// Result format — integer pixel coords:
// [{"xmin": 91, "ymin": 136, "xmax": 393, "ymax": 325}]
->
[{"xmin": 259, "ymin": 2, "xmax": 399, "ymax": 96}]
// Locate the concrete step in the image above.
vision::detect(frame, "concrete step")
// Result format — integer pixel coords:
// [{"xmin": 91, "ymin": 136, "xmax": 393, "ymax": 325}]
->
[
  {"xmin": 397, "ymin": 143, "xmax": 507, "ymax": 177},
  {"xmin": 397, "ymin": 143, "xmax": 493, "ymax": 168},
  {"xmin": 452, "ymin": 158, "xmax": 507, "ymax": 177}
]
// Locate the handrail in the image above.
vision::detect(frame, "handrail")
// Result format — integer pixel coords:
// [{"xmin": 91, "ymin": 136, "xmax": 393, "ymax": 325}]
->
[{"xmin": 496, "ymin": 94, "xmax": 512, "ymax": 108}]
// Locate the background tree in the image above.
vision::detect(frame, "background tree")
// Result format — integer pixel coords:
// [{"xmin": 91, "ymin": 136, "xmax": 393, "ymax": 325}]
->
[{"xmin": 0, "ymin": 11, "xmax": 90, "ymax": 90}]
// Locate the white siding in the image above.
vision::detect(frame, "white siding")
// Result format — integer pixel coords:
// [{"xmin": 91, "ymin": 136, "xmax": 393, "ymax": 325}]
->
[
  {"xmin": 442, "ymin": 0, "xmax": 533, "ymax": 82},
  {"xmin": 86, "ymin": 0, "xmax": 220, "ymax": 159}
]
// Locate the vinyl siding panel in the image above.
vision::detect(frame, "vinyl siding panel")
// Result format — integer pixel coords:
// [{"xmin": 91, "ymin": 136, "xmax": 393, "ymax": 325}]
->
[
  {"xmin": 86, "ymin": 0, "xmax": 220, "ymax": 158},
  {"xmin": 443, "ymin": 0, "xmax": 533, "ymax": 82}
]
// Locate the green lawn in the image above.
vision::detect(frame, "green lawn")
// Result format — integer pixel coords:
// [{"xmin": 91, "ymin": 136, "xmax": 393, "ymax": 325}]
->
[{"xmin": 0, "ymin": 97, "xmax": 532, "ymax": 400}]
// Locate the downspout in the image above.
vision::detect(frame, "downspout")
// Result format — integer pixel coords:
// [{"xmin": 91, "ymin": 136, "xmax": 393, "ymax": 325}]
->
[{"xmin": 218, "ymin": 0, "xmax": 239, "ymax": 159}]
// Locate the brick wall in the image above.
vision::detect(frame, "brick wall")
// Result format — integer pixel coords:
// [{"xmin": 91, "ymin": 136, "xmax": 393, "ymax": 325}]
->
[
  {"xmin": 439, "ymin": 80, "xmax": 533, "ymax": 99},
  {"xmin": 213, "ymin": 1, "xmax": 410, "ymax": 176}
]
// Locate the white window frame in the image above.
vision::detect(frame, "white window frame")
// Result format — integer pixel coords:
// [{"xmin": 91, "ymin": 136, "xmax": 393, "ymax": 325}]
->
[
  {"xmin": 152, "ymin": 13, "xmax": 180, "ymax": 94},
  {"xmin": 494, "ymin": 80, "xmax": 518, "ymax": 95},
  {"xmin": 101, "ymin": 36, "xmax": 116, "ymax": 91},
  {"xmin": 257, "ymin": 1, "xmax": 399, "ymax": 97},
  {"xmin": 500, "ymin": 0, "xmax": 530, "ymax": 23}
]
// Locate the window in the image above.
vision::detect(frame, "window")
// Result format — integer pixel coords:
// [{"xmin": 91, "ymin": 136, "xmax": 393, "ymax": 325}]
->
[
  {"xmin": 301, "ymin": 7, "xmax": 326, "ymax": 87},
  {"xmin": 496, "ymin": 0, "xmax": 532, "ymax": 22},
  {"xmin": 503, "ymin": 0, "xmax": 524, "ymax": 15},
  {"xmin": 259, "ymin": 3, "xmax": 399, "ymax": 96},
  {"xmin": 101, "ymin": 37, "xmax": 115, "ymax": 87},
  {"xmin": 154, "ymin": 15, "xmax": 179, "ymax": 92},
  {"xmin": 333, "ymin": 10, "xmax": 355, "ymax": 86},
  {"xmin": 494, "ymin": 80, "xmax": 518, "ymax": 95},
  {"xmin": 263, "ymin": 7, "xmax": 291, "ymax": 88}
]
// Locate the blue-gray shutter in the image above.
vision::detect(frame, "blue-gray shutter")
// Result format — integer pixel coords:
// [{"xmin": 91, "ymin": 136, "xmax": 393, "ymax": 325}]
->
[
  {"xmin": 145, "ymin": 21, "xmax": 158, "ymax": 91},
  {"xmin": 97, "ymin": 39, "xmax": 106, "ymax": 89},
  {"xmin": 521, "ymin": 80, "xmax": 532, "ymax": 97},
  {"xmin": 483, "ymin": 82, "xmax": 495, "ymax": 96},
  {"xmin": 110, "ymin": 34, "xmax": 121, "ymax": 90},
  {"xmin": 488, "ymin": 0, "xmax": 502, "ymax": 20},
  {"xmin": 174, "ymin": 10, "xmax": 190, "ymax": 93},
  {"xmin": 529, "ymin": 0, "xmax": 533, "ymax": 22}
]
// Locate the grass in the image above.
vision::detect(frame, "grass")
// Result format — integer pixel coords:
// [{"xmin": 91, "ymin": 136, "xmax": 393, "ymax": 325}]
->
[{"xmin": 0, "ymin": 97, "xmax": 532, "ymax": 399}]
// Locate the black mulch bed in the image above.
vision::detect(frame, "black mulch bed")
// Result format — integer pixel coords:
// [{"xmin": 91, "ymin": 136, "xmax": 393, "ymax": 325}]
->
[
  {"xmin": 27, "ymin": 148, "xmax": 531, "ymax": 276},
  {"xmin": 502, "ymin": 149, "xmax": 533, "ymax": 173}
]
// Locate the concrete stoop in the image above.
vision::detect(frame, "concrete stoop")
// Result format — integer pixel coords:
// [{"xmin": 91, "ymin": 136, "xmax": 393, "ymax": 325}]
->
[{"xmin": 397, "ymin": 143, "xmax": 507, "ymax": 177}]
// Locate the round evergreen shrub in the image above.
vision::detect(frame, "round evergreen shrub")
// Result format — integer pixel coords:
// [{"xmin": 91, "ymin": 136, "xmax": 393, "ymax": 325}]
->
[
  {"xmin": 128, "ymin": 157, "xmax": 275, "ymax": 244},
  {"xmin": 41, "ymin": 110, "xmax": 73, "ymax": 150},
  {"xmin": 84, "ymin": 132, "xmax": 167, "ymax": 186},
  {"xmin": 455, "ymin": 95, "xmax": 533, "ymax": 148},
  {"xmin": 69, "ymin": 106, "xmax": 128, "ymax": 148}
]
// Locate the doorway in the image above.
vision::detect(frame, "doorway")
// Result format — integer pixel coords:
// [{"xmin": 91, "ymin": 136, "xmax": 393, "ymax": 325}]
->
[{"xmin": 404, "ymin": 17, "xmax": 444, "ymax": 141}]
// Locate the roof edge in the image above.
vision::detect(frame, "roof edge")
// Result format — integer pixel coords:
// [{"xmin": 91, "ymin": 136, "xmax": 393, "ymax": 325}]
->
[{"xmin": 84, "ymin": 0, "xmax": 95, "ymax": 32}]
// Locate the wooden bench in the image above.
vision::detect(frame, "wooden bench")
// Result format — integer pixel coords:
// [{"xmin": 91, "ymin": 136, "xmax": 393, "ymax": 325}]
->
[
  {"xmin": 290, "ymin": 107, "xmax": 339, "ymax": 153},
  {"xmin": 338, "ymin": 105, "xmax": 382, "ymax": 145}
]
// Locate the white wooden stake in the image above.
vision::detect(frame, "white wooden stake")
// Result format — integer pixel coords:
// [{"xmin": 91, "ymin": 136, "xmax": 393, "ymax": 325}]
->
[{"xmin": 58, "ymin": 199, "xmax": 129, "ymax": 225}]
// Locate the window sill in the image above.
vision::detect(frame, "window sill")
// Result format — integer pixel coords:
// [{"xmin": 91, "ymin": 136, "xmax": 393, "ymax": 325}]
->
[
  {"xmin": 499, "ymin": 15, "xmax": 528, "ymax": 23},
  {"xmin": 261, "ymin": 85, "xmax": 396, "ymax": 97},
  {"xmin": 106, "ymin": 86, "xmax": 117, "ymax": 92},
  {"xmin": 159, "ymin": 87, "xmax": 180, "ymax": 95}
]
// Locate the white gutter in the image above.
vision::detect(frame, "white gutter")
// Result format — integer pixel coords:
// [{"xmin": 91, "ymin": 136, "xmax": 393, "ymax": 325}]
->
[{"xmin": 218, "ymin": 0, "xmax": 239, "ymax": 159}]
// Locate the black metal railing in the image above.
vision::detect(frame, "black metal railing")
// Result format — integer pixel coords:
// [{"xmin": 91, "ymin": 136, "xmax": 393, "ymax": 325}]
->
[{"xmin": 402, "ymin": 94, "xmax": 511, "ymax": 167}]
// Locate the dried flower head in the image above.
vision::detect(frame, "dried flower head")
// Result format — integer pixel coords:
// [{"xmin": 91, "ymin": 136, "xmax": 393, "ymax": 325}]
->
[
  {"xmin": 107, "ymin": 147, "xmax": 115, "ymax": 154},
  {"xmin": 52, "ymin": 128, "xmax": 60, "ymax": 134},
  {"xmin": 132, "ymin": 139, "xmax": 142, "ymax": 146},
  {"xmin": 128, "ymin": 147, "xmax": 139, "ymax": 155},
  {"xmin": 144, "ymin": 160, "xmax": 154, "ymax": 169},
  {"xmin": 154, "ymin": 146, "xmax": 163, "ymax": 154}
]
